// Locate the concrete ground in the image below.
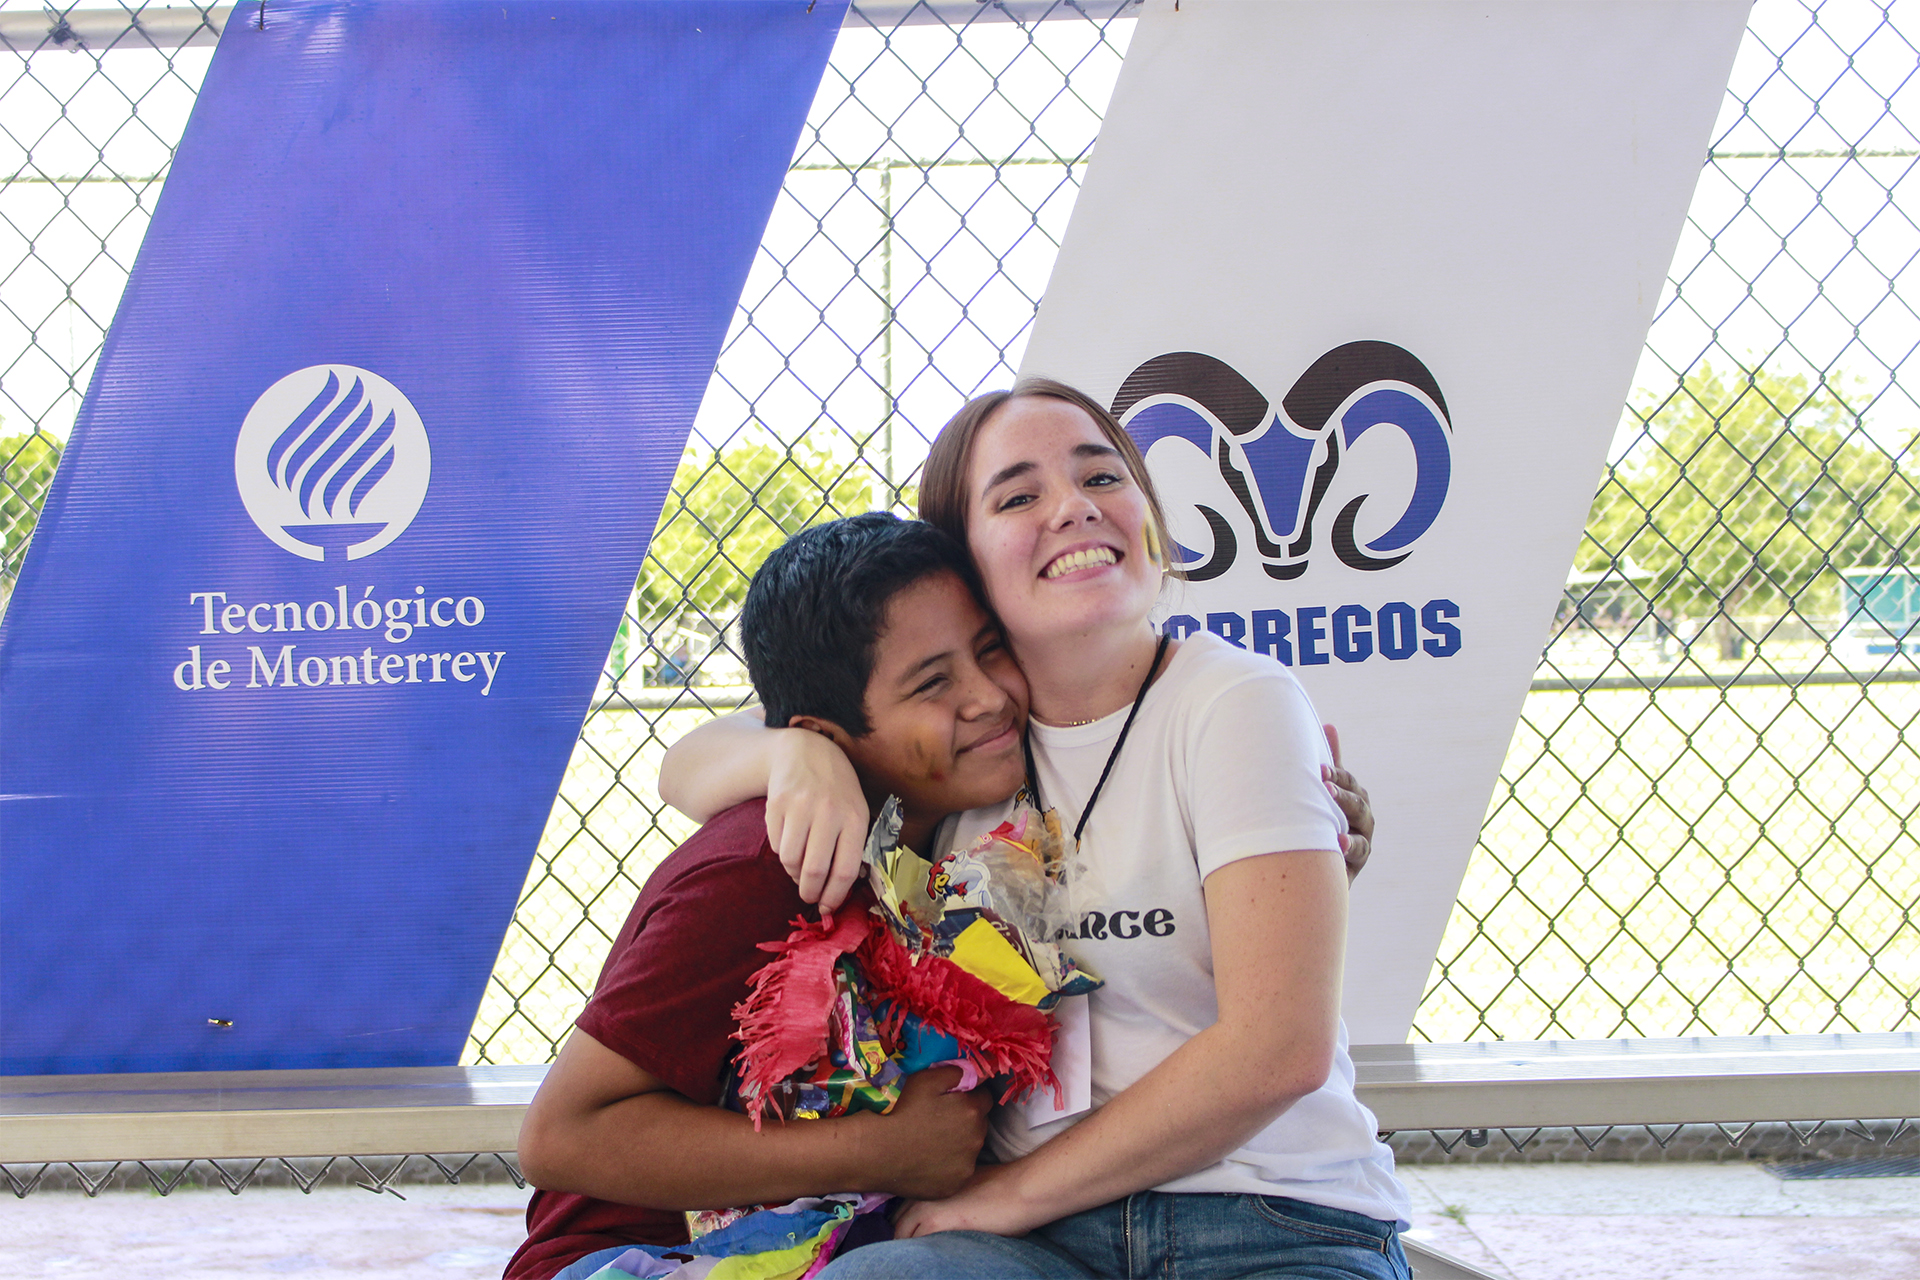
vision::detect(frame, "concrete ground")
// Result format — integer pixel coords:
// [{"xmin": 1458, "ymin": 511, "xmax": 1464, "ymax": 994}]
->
[
  {"xmin": 1, "ymin": 1163, "xmax": 1916, "ymax": 1278},
  {"xmin": 0, "ymin": 1180, "xmax": 531, "ymax": 1279},
  {"xmin": 1400, "ymin": 1162, "xmax": 1920, "ymax": 1280}
]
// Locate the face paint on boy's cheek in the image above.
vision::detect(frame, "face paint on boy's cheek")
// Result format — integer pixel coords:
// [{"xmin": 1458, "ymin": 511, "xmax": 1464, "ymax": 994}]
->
[{"xmin": 902, "ymin": 735, "xmax": 949, "ymax": 784}]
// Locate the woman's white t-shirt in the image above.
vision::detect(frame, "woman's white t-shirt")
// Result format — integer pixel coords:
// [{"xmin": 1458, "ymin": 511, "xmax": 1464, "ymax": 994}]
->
[{"xmin": 941, "ymin": 631, "xmax": 1410, "ymax": 1227}]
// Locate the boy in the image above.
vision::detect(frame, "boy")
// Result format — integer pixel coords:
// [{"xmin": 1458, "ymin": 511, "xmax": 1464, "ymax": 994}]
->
[{"xmin": 508, "ymin": 513, "xmax": 1038, "ymax": 1280}]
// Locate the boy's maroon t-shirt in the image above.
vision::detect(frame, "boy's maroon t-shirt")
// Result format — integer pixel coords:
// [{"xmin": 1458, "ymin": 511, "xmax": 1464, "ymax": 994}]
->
[{"xmin": 506, "ymin": 799, "xmax": 812, "ymax": 1280}]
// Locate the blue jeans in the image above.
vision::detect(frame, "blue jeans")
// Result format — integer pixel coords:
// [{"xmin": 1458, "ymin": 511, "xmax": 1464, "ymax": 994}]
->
[{"xmin": 815, "ymin": 1192, "xmax": 1411, "ymax": 1280}]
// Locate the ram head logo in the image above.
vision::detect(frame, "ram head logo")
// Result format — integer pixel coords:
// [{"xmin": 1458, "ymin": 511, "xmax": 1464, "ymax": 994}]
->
[{"xmin": 1115, "ymin": 342, "xmax": 1451, "ymax": 581}]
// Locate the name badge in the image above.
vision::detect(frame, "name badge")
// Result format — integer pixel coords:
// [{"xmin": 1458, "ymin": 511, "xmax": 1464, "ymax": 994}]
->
[{"xmin": 1023, "ymin": 993, "xmax": 1092, "ymax": 1126}]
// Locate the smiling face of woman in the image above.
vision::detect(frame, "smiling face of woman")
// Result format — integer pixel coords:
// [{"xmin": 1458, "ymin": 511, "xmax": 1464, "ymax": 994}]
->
[{"xmin": 964, "ymin": 395, "xmax": 1163, "ymax": 651}]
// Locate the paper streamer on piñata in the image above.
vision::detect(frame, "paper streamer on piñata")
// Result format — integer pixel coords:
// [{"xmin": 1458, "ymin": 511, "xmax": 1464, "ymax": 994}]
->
[{"xmin": 580, "ymin": 1191, "xmax": 891, "ymax": 1280}]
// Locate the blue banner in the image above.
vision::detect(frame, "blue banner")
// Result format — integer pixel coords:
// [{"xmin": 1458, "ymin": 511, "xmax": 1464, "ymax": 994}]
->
[{"xmin": 0, "ymin": 0, "xmax": 844, "ymax": 1074}]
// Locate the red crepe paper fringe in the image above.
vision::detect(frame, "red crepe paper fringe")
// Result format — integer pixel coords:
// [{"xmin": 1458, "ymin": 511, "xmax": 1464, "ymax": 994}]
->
[
  {"xmin": 731, "ymin": 911, "xmax": 872, "ymax": 1129},
  {"xmin": 856, "ymin": 926, "xmax": 1061, "ymax": 1109},
  {"xmin": 732, "ymin": 908, "xmax": 1063, "ymax": 1128}
]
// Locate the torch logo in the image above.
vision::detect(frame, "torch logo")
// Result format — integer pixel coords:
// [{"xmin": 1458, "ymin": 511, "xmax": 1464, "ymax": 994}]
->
[{"xmin": 235, "ymin": 365, "xmax": 430, "ymax": 561}]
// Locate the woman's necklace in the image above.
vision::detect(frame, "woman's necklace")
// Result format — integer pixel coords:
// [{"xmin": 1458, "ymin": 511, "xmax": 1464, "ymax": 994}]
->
[{"xmin": 1022, "ymin": 633, "xmax": 1172, "ymax": 845}]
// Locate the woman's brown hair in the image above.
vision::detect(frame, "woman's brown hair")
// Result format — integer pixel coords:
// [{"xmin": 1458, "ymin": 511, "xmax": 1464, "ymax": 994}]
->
[{"xmin": 917, "ymin": 377, "xmax": 1176, "ymax": 571}]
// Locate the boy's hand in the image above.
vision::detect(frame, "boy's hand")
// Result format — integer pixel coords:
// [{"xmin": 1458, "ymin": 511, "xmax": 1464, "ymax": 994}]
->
[{"xmin": 861, "ymin": 1066, "xmax": 991, "ymax": 1201}]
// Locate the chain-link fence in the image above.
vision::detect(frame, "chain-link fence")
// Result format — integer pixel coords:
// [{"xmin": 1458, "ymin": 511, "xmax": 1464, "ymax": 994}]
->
[
  {"xmin": 1417, "ymin": 0, "xmax": 1920, "ymax": 1044},
  {"xmin": 2, "ymin": 1, "xmax": 1914, "ymax": 1066}
]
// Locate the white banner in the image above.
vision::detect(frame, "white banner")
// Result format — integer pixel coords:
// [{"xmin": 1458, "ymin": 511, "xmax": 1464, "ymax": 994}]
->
[{"xmin": 1022, "ymin": 0, "xmax": 1750, "ymax": 1041}]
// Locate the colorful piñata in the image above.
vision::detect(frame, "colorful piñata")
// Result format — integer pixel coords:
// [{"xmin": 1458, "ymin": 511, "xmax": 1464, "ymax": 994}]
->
[{"xmin": 577, "ymin": 796, "xmax": 1098, "ymax": 1280}]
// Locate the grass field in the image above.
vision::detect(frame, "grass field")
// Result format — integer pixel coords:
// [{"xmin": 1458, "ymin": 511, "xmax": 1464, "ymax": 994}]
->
[
  {"xmin": 466, "ymin": 656, "xmax": 1920, "ymax": 1062},
  {"xmin": 1418, "ymin": 674, "xmax": 1919, "ymax": 1042},
  {"xmin": 464, "ymin": 704, "xmax": 711, "ymax": 1066}
]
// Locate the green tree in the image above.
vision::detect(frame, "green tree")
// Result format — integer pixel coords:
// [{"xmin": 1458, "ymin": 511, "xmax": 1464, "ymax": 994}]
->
[
  {"xmin": 1581, "ymin": 365, "xmax": 1920, "ymax": 658},
  {"xmin": 637, "ymin": 438, "xmax": 882, "ymax": 624},
  {"xmin": 2, "ymin": 431, "xmax": 62, "ymax": 601}
]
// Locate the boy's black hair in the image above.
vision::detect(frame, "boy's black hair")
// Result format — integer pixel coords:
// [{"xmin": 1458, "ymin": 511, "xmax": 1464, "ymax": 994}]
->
[{"xmin": 742, "ymin": 512, "xmax": 985, "ymax": 737}]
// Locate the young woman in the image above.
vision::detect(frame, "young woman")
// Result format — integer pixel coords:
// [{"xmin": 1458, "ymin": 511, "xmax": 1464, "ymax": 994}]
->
[{"xmin": 659, "ymin": 380, "xmax": 1410, "ymax": 1279}]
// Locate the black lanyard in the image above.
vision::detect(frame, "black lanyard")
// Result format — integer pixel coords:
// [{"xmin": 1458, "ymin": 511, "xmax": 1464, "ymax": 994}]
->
[{"xmin": 1023, "ymin": 632, "xmax": 1172, "ymax": 846}]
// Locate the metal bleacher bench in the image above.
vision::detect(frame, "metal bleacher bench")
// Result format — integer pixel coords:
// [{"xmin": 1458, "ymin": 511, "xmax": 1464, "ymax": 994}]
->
[{"xmin": 5, "ymin": 1033, "xmax": 1916, "ymax": 1280}]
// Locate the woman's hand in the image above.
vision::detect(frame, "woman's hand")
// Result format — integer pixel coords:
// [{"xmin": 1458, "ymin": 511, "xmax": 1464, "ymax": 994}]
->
[
  {"xmin": 928, "ymin": 850, "xmax": 1345, "ymax": 1231},
  {"xmin": 1321, "ymin": 724, "xmax": 1373, "ymax": 884},
  {"xmin": 892, "ymin": 1162, "xmax": 1039, "ymax": 1238},
  {"xmin": 765, "ymin": 729, "xmax": 870, "ymax": 918}
]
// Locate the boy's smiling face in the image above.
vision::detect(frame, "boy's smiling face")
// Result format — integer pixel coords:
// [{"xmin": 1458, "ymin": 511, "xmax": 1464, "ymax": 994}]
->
[{"xmin": 790, "ymin": 570, "xmax": 1028, "ymax": 850}]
